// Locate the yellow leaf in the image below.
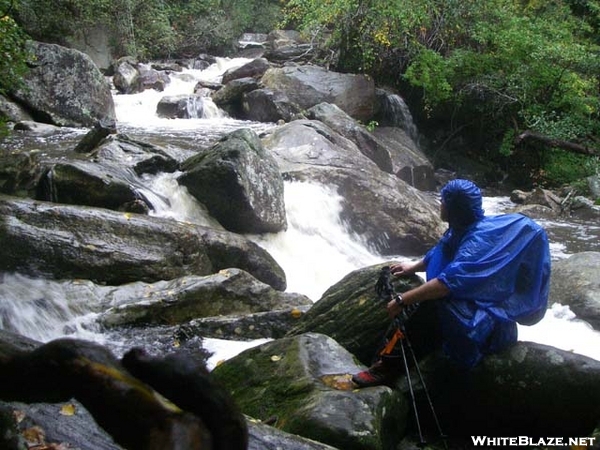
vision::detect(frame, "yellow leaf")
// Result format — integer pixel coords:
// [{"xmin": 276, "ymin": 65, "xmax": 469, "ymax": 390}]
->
[
  {"xmin": 124, "ymin": 212, "xmax": 132, "ymax": 220},
  {"xmin": 290, "ymin": 308, "xmax": 302, "ymax": 318},
  {"xmin": 320, "ymin": 374, "xmax": 356, "ymax": 391},
  {"xmin": 270, "ymin": 355, "xmax": 282, "ymax": 362},
  {"xmin": 60, "ymin": 403, "xmax": 76, "ymax": 416}
]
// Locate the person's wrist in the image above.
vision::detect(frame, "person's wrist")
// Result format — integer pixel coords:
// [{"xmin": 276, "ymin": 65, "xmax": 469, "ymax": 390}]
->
[{"xmin": 394, "ymin": 294, "xmax": 404, "ymax": 306}]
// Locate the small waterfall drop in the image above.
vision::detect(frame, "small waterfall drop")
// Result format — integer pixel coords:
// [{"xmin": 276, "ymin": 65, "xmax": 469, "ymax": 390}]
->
[
  {"xmin": 0, "ymin": 274, "xmax": 104, "ymax": 343},
  {"xmin": 249, "ymin": 181, "xmax": 387, "ymax": 301},
  {"xmin": 378, "ymin": 90, "xmax": 420, "ymax": 143}
]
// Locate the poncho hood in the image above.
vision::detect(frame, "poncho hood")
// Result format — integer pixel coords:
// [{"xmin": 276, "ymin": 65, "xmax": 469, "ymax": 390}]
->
[{"xmin": 441, "ymin": 179, "xmax": 485, "ymax": 229}]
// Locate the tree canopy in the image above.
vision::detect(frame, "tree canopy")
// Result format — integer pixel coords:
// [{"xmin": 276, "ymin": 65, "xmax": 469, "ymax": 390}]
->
[
  {"xmin": 2, "ymin": 0, "xmax": 600, "ymax": 189},
  {"xmin": 283, "ymin": 0, "xmax": 600, "ymax": 187}
]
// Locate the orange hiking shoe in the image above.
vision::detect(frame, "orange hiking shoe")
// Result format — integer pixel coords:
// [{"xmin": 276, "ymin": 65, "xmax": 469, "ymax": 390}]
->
[{"xmin": 351, "ymin": 358, "xmax": 401, "ymax": 388}]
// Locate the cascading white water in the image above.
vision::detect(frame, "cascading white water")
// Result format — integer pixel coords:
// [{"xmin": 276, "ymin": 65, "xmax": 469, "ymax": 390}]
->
[
  {"xmin": 1, "ymin": 57, "xmax": 599, "ymax": 366},
  {"xmin": 378, "ymin": 91, "xmax": 420, "ymax": 143},
  {"xmin": 0, "ymin": 274, "xmax": 106, "ymax": 344},
  {"xmin": 248, "ymin": 182, "xmax": 386, "ymax": 301}
]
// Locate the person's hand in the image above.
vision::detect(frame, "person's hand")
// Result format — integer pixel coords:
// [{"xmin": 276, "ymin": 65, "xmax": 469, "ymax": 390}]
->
[
  {"xmin": 390, "ymin": 262, "xmax": 415, "ymax": 277},
  {"xmin": 386, "ymin": 297, "xmax": 403, "ymax": 318}
]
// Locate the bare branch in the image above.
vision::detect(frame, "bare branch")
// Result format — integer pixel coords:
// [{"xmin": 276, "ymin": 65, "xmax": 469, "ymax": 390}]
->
[{"xmin": 515, "ymin": 130, "xmax": 599, "ymax": 156}]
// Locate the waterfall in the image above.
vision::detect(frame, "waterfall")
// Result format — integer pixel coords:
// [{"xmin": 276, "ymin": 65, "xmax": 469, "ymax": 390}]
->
[{"xmin": 378, "ymin": 90, "xmax": 420, "ymax": 143}]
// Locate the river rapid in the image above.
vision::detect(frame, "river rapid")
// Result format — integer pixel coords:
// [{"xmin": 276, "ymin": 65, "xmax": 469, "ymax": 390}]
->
[{"xmin": 1, "ymin": 57, "xmax": 599, "ymax": 368}]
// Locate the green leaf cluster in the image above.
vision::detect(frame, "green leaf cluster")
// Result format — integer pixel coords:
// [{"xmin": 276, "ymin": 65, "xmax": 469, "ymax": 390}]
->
[
  {"xmin": 11, "ymin": 0, "xmax": 283, "ymax": 60},
  {"xmin": 0, "ymin": 0, "xmax": 30, "ymax": 136},
  {"xmin": 283, "ymin": 0, "xmax": 600, "ymax": 187}
]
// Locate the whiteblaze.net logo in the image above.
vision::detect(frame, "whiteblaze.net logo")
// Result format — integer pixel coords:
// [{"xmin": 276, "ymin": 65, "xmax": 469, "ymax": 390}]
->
[{"xmin": 471, "ymin": 436, "xmax": 597, "ymax": 447}]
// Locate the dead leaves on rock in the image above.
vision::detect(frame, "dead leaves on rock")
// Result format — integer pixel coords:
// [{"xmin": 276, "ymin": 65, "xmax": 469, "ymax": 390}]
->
[
  {"xmin": 320, "ymin": 373, "xmax": 357, "ymax": 391},
  {"xmin": 14, "ymin": 405, "xmax": 76, "ymax": 450}
]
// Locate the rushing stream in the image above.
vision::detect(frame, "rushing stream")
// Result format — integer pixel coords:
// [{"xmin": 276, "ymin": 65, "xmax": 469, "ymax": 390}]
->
[{"xmin": 1, "ymin": 57, "xmax": 599, "ymax": 368}]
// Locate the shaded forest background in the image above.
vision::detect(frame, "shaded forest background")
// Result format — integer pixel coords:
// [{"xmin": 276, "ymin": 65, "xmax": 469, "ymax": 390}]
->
[{"xmin": 2, "ymin": 0, "xmax": 600, "ymax": 194}]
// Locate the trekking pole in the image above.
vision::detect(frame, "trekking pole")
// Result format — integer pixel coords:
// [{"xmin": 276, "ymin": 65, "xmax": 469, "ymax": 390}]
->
[
  {"xmin": 402, "ymin": 327, "xmax": 448, "ymax": 449},
  {"xmin": 396, "ymin": 323, "xmax": 426, "ymax": 447},
  {"xmin": 375, "ymin": 266, "xmax": 447, "ymax": 448}
]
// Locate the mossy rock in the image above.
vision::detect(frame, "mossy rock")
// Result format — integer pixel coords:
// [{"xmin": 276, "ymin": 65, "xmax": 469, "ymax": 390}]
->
[
  {"xmin": 212, "ymin": 332, "xmax": 408, "ymax": 450},
  {"xmin": 286, "ymin": 262, "xmax": 436, "ymax": 365}
]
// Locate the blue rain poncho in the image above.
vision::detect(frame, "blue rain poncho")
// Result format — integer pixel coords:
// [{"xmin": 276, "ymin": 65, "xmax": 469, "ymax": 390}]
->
[{"xmin": 424, "ymin": 180, "xmax": 551, "ymax": 368}]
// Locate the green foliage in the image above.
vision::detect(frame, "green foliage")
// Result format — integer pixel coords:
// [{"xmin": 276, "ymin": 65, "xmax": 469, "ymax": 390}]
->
[
  {"xmin": 221, "ymin": 0, "xmax": 282, "ymax": 34},
  {"xmin": 14, "ymin": 0, "xmax": 111, "ymax": 44},
  {"xmin": 283, "ymin": 0, "xmax": 600, "ymax": 188},
  {"xmin": 366, "ymin": 120, "xmax": 378, "ymax": 132},
  {"xmin": 538, "ymin": 149, "xmax": 598, "ymax": 187},
  {"xmin": 499, "ymin": 129, "xmax": 516, "ymax": 156},
  {"xmin": 0, "ymin": 2, "xmax": 29, "ymax": 94},
  {"xmin": 12, "ymin": 0, "xmax": 283, "ymax": 60},
  {"xmin": 0, "ymin": 0, "xmax": 30, "ymax": 136},
  {"xmin": 404, "ymin": 49, "xmax": 452, "ymax": 104}
]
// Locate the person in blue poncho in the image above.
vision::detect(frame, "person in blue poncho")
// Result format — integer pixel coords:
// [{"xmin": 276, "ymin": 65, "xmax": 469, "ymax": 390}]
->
[{"xmin": 353, "ymin": 179, "xmax": 551, "ymax": 388}]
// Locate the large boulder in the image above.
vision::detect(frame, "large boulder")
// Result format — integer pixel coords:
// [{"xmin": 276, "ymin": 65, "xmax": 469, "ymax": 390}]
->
[
  {"xmin": 242, "ymin": 88, "xmax": 301, "ymax": 123},
  {"xmin": 286, "ymin": 262, "xmax": 433, "ymax": 366},
  {"xmin": 1, "ymin": 399, "xmax": 121, "ymax": 450},
  {"xmin": 221, "ymin": 58, "xmax": 270, "ymax": 84},
  {"xmin": 10, "ymin": 41, "xmax": 115, "ymax": 127},
  {"xmin": 304, "ymin": 103, "xmax": 394, "ymax": 174},
  {"xmin": 212, "ymin": 77, "xmax": 260, "ymax": 108},
  {"xmin": 0, "ymin": 195, "xmax": 286, "ymax": 289},
  {"xmin": 549, "ymin": 251, "xmax": 600, "ymax": 330},
  {"xmin": 178, "ymin": 128, "xmax": 287, "ymax": 234},
  {"xmin": 372, "ymin": 127, "xmax": 436, "ymax": 191},
  {"xmin": 98, "ymin": 268, "xmax": 311, "ymax": 328},
  {"xmin": 156, "ymin": 94, "xmax": 208, "ymax": 119},
  {"xmin": 0, "ymin": 338, "xmax": 213, "ymax": 450},
  {"xmin": 260, "ymin": 66, "xmax": 376, "ymax": 122},
  {"xmin": 0, "ymin": 151, "xmax": 43, "ymax": 198},
  {"xmin": 262, "ymin": 119, "xmax": 445, "ymax": 255},
  {"xmin": 424, "ymin": 342, "xmax": 600, "ymax": 439},
  {"xmin": 39, "ymin": 160, "xmax": 151, "ymax": 212},
  {"xmin": 5, "ymin": 134, "xmax": 178, "ymax": 212},
  {"xmin": 212, "ymin": 332, "xmax": 407, "ymax": 450},
  {"xmin": 112, "ymin": 58, "xmax": 141, "ymax": 94}
]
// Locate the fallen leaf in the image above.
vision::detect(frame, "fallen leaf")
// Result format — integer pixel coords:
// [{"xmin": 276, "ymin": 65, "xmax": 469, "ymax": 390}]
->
[
  {"xmin": 321, "ymin": 374, "xmax": 356, "ymax": 391},
  {"xmin": 60, "ymin": 403, "xmax": 76, "ymax": 416},
  {"xmin": 22, "ymin": 425, "xmax": 45, "ymax": 445}
]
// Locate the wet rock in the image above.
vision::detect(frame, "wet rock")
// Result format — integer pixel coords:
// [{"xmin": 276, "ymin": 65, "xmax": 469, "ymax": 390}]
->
[
  {"xmin": 10, "ymin": 42, "xmax": 115, "ymax": 127},
  {"xmin": 550, "ymin": 251, "xmax": 600, "ymax": 330},
  {"xmin": 0, "ymin": 195, "xmax": 286, "ymax": 289},
  {"xmin": 212, "ymin": 332, "xmax": 407, "ymax": 450},
  {"xmin": 179, "ymin": 128, "xmax": 287, "ymax": 234}
]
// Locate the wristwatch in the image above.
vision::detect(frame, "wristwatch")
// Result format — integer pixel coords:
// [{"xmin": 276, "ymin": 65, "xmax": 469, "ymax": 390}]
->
[{"xmin": 394, "ymin": 294, "xmax": 404, "ymax": 306}]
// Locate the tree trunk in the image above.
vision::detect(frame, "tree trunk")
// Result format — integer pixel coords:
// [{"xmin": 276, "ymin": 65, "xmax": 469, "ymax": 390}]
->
[{"xmin": 515, "ymin": 130, "xmax": 599, "ymax": 156}]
